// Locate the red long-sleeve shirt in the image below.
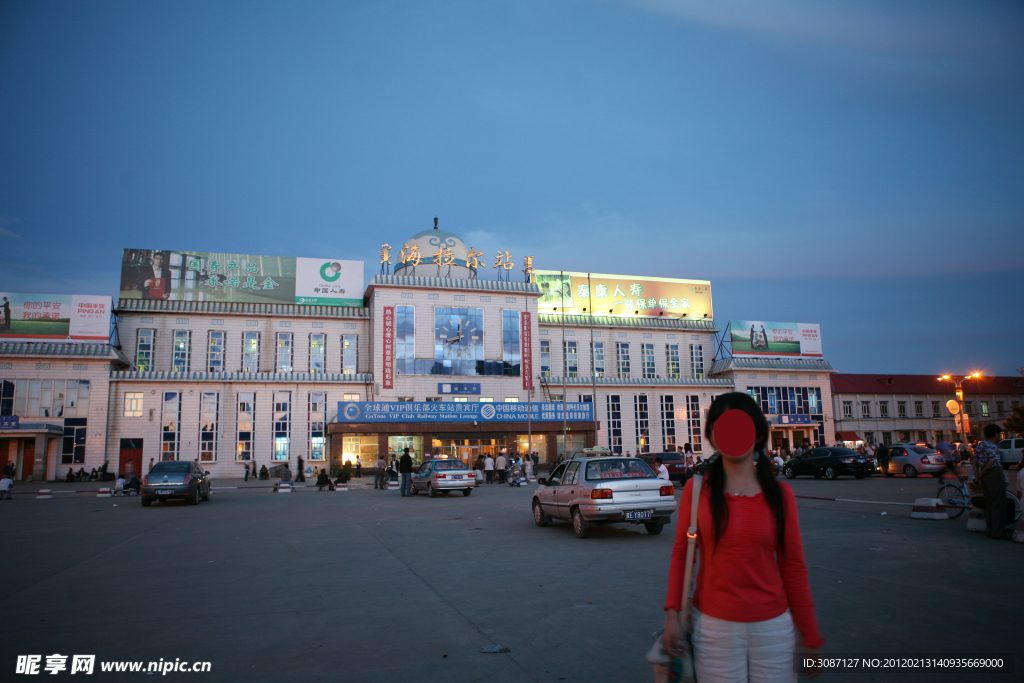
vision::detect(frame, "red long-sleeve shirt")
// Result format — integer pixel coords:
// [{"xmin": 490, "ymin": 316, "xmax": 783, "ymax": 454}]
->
[{"xmin": 665, "ymin": 478, "xmax": 825, "ymax": 649}]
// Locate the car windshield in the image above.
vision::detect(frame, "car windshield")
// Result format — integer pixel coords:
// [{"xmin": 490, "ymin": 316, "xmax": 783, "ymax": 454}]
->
[
  {"xmin": 434, "ymin": 460, "xmax": 467, "ymax": 470},
  {"xmin": 150, "ymin": 462, "xmax": 190, "ymax": 473},
  {"xmin": 585, "ymin": 459, "xmax": 655, "ymax": 480},
  {"xmin": 909, "ymin": 446, "xmax": 937, "ymax": 455}
]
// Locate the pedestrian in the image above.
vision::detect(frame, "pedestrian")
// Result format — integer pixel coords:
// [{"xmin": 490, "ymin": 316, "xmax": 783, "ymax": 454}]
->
[
  {"xmin": 374, "ymin": 455, "xmax": 386, "ymax": 489},
  {"xmin": 522, "ymin": 455, "xmax": 533, "ymax": 481},
  {"xmin": 1016, "ymin": 460, "xmax": 1024, "ymax": 501},
  {"xmin": 296, "ymin": 456, "xmax": 305, "ymax": 482},
  {"xmin": 274, "ymin": 463, "xmax": 294, "ymax": 492},
  {"xmin": 0, "ymin": 475, "xmax": 13, "ymax": 500},
  {"xmin": 484, "ymin": 453, "xmax": 495, "ymax": 484},
  {"xmin": 654, "ymin": 457, "xmax": 669, "ymax": 480},
  {"xmin": 259, "ymin": 464, "xmax": 269, "ymax": 480},
  {"xmin": 148, "ymin": 458, "xmax": 154, "ymax": 473},
  {"xmin": 355, "ymin": 459, "xmax": 362, "ymax": 478},
  {"xmin": 662, "ymin": 391, "xmax": 824, "ymax": 681},
  {"xmin": 495, "ymin": 451, "xmax": 507, "ymax": 484},
  {"xmin": 875, "ymin": 444, "xmax": 890, "ymax": 476},
  {"xmin": 973, "ymin": 424, "xmax": 1007, "ymax": 540},
  {"xmin": 400, "ymin": 448, "xmax": 414, "ymax": 496},
  {"xmin": 244, "ymin": 461, "xmax": 251, "ymax": 481},
  {"xmin": 388, "ymin": 454, "xmax": 399, "ymax": 486},
  {"xmin": 531, "ymin": 450, "xmax": 539, "ymax": 474}
]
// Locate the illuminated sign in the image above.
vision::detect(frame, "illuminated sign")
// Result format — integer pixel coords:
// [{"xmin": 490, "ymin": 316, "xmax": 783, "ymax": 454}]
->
[
  {"xmin": 729, "ymin": 321, "xmax": 822, "ymax": 358},
  {"xmin": 533, "ymin": 271, "xmax": 712, "ymax": 319}
]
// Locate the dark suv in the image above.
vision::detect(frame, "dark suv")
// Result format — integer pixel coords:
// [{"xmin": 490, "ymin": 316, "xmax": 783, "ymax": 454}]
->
[
  {"xmin": 141, "ymin": 461, "xmax": 211, "ymax": 506},
  {"xmin": 639, "ymin": 452, "xmax": 689, "ymax": 481},
  {"xmin": 782, "ymin": 447, "xmax": 873, "ymax": 480}
]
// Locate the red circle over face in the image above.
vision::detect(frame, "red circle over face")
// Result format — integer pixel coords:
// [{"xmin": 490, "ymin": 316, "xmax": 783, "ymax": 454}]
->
[{"xmin": 713, "ymin": 409, "xmax": 757, "ymax": 458}]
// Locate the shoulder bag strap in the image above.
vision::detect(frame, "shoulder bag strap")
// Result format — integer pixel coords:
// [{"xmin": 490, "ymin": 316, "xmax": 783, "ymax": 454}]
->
[{"xmin": 680, "ymin": 474, "xmax": 702, "ymax": 624}]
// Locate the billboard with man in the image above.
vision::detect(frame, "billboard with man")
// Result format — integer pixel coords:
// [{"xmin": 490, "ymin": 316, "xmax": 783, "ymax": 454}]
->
[
  {"xmin": 729, "ymin": 321, "xmax": 822, "ymax": 357},
  {"xmin": 533, "ymin": 270, "xmax": 712, "ymax": 319},
  {"xmin": 0, "ymin": 293, "xmax": 112, "ymax": 342}
]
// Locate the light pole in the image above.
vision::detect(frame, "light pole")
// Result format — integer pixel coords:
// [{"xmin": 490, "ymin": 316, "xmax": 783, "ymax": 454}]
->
[{"xmin": 938, "ymin": 372, "xmax": 980, "ymax": 449}]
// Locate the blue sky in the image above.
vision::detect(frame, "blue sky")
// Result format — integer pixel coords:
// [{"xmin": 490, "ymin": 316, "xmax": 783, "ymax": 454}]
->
[{"xmin": 1, "ymin": 0, "xmax": 1021, "ymax": 375}]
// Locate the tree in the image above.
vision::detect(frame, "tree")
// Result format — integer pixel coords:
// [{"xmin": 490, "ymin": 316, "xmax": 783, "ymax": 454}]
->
[{"xmin": 1004, "ymin": 405, "xmax": 1024, "ymax": 436}]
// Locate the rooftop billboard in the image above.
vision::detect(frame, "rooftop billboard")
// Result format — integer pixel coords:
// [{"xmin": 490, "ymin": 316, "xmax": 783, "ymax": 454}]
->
[
  {"xmin": 0, "ymin": 293, "xmax": 112, "ymax": 343},
  {"xmin": 118, "ymin": 249, "xmax": 363, "ymax": 307},
  {"xmin": 532, "ymin": 271, "xmax": 712, "ymax": 319},
  {"xmin": 729, "ymin": 321, "xmax": 822, "ymax": 358}
]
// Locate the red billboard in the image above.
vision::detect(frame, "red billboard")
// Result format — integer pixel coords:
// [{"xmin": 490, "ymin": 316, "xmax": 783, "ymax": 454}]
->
[
  {"xmin": 382, "ymin": 306, "xmax": 395, "ymax": 389},
  {"xmin": 521, "ymin": 311, "xmax": 533, "ymax": 390}
]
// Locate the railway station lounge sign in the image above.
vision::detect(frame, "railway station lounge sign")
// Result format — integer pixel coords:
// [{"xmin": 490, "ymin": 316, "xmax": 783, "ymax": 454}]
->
[{"xmin": 339, "ymin": 401, "xmax": 594, "ymax": 423}]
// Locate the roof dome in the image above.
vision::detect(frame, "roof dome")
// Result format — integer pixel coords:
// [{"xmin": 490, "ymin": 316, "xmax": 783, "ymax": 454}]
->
[{"xmin": 394, "ymin": 227, "xmax": 476, "ymax": 278}]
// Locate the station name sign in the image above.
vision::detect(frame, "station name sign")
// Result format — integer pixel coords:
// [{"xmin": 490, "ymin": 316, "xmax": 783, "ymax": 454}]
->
[{"xmin": 338, "ymin": 401, "xmax": 594, "ymax": 423}]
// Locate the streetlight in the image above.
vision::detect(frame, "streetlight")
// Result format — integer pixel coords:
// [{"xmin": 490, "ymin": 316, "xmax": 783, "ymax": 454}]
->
[{"xmin": 938, "ymin": 373, "xmax": 981, "ymax": 448}]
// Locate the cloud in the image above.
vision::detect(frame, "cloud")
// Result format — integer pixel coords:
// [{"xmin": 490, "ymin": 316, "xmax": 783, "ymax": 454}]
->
[{"xmin": 0, "ymin": 227, "xmax": 20, "ymax": 239}]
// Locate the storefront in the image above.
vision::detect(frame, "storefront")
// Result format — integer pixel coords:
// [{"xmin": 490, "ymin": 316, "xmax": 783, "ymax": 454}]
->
[{"xmin": 0, "ymin": 421, "xmax": 64, "ymax": 481}]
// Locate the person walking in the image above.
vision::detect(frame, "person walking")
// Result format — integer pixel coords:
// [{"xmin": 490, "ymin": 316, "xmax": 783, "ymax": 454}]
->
[
  {"xmin": 484, "ymin": 453, "xmax": 495, "ymax": 484},
  {"xmin": 296, "ymin": 456, "xmax": 305, "ymax": 482},
  {"xmin": 355, "ymin": 459, "xmax": 362, "ymax": 478},
  {"xmin": 374, "ymin": 455, "xmax": 386, "ymax": 489},
  {"xmin": 400, "ymin": 448, "xmax": 414, "ymax": 497},
  {"xmin": 388, "ymin": 455, "xmax": 399, "ymax": 487},
  {"xmin": 495, "ymin": 451, "xmax": 507, "ymax": 484},
  {"xmin": 531, "ymin": 450, "xmax": 539, "ymax": 475},
  {"xmin": 662, "ymin": 392, "xmax": 824, "ymax": 682},
  {"xmin": 244, "ymin": 461, "xmax": 251, "ymax": 481},
  {"xmin": 973, "ymin": 424, "xmax": 1007, "ymax": 540}
]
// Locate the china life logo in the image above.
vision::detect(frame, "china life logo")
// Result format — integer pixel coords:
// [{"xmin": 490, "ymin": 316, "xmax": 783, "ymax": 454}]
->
[{"xmin": 320, "ymin": 262, "xmax": 342, "ymax": 282}]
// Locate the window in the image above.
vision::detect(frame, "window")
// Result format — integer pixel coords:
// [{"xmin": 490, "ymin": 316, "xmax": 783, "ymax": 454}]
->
[
  {"xmin": 934, "ymin": 431, "xmax": 943, "ymax": 443},
  {"xmin": 397, "ymin": 396, "xmax": 415, "ymax": 402},
  {"xmin": 661, "ymin": 395, "xmax": 676, "ymax": 450},
  {"xmin": 0, "ymin": 380, "xmax": 13, "ymax": 416},
  {"xmin": 980, "ymin": 401, "xmax": 989, "ymax": 417},
  {"xmin": 274, "ymin": 333, "xmax": 293, "ymax": 372},
  {"xmin": 879, "ymin": 401, "xmax": 889, "ymax": 418},
  {"xmin": 616, "ymin": 342, "xmax": 630, "ymax": 378},
  {"xmin": 591, "ymin": 342, "xmax": 605, "ymax": 377},
  {"xmin": 243, "ymin": 332, "xmax": 261, "ymax": 372},
  {"xmin": 501, "ymin": 310, "xmax": 521, "ymax": 376},
  {"xmin": 932, "ymin": 401, "xmax": 940, "ymax": 417},
  {"xmin": 504, "ymin": 397, "xmax": 520, "ymax": 402},
  {"xmin": 965, "ymin": 401, "xmax": 974, "ymax": 415},
  {"xmin": 61, "ymin": 418, "xmax": 87, "ymax": 464},
  {"xmin": 641, "ymin": 344, "xmax": 656, "ymax": 378},
  {"xmin": 686, "ymin": 395, "xmax": 702, "ymax": 452},
  {"xmin": 309, "ymin": 393, "xmax": 326, "ymax": 460},
  {"xmin": 137, "ymin": 329, "xmax": 155, "ymax": 371},
  {"xmin": 914, "ymin": 401, "xmax": 923, "ymax": 418},
  {"xmin": 199, "ymin": 392, "xmax": 218, "ymax": 462},
  {"xmin": 343, "ymin": 393, "xmax": 360, "ymax": 400},
  {"xmin": 540, "ymin": 340, "xmax": 551, "ymax": 377},
  {"xmin": 861, "ymin": 401, "xmax": 871, "ymax": 418},
  {"xmin": 342, "ymin": 335, "xmax": 358, "ymax": 375},
  {"xmin": 434, "ymin": 307, "xmax": 484, "ymax": 375},
  {"xmin": 425, "ymin": 397, "xmax": 441, "ymax": 402},
  {"xmin": 564, "ymin": 341, "xmax": 578, "ymax": 378},
  {"xmin": 453, "ymin": 397, "xmax": 469, "ymax": 403},
  {"xmin": 690, "ymin": 344, "xmax": 704, "ymax": 380},
  {"xmin": 395, "ymin": 305, "xmax": 415, "ymax": 372},
  {"xmin": 842, "ymin": 401, "xmax": 853, "ymax": 418},
  {"xmin": 208, "ymin": 331, "xmax": 225, "ymax": 372},
  {"xmin": 549, "ymin": 395, "xmax": 563, "ymax": 402},
  {"xmin": 864, "ymin": 432, "xmax": 875, "ymax": 445},
  {"xmin": 917, "ymin": 431, "xmax": 927, "ymax": 442},
  {"xmin": 124, "ymin": 392, "xmax": 143, "ymax": 418},
  {"xmin": 173, "ymin": 330, "xmax": 191, "ymax": 372},
  {"xmin": 479, "ymin": 397, "xmax": 494, "ymax": 402},
  {"xmin": 273, "ymin": 392, "xmax": 291, "ymax": 460},
  {"xmin": 897, "ymin": 401, "xmax": 907, "ymax": 418},
  {"xmin": 665, "ymin": 344, "xmax": 680, "ymax": 379},
  {"xmin": 309, "ymin": 333, "xmax": 326, "ymax": 374},
  {"xmin": 161, "ymin": 391, "xmax": 181, "ymax": 461},
  {"xmin": 236, "ymin": 392, "xmax": 255, "ymax": 461},
  {"xmin": 606, "ymin": 395, "xmax": 622, "ymax": 454},
  {"xmin": 996, "ymin": 401, "xmax": 1004, "ymax": 416},
  {"xmin": 882, "ymin": 432, "xmax": 892, "ymax": 446}
]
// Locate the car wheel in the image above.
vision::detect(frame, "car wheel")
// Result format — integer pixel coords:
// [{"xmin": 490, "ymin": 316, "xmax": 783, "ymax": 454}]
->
[
  {"xmin": 645, "ymin": 522, "xmax": 665, "ymax": 535},
  {"xmin": 141, "ymin": 496, "xmax": 152, "ymax": 507},
  {"xmin": 427, "ymin": 484, "xmax": 436, "ymax": 498},
  {"xmin": 903, "ymin": 465, "xmax": 918, "ymax": 478},
  {"xmin": 190, "ymin": 488, "xmax": 200, "ymax": 505},
  {"xmin": 533, "ymin": 500, "xmax": 550, "ymax": 527},
  {"xmin": 855, "ymin": 473, "xmax": 866, "ymax": 479},
  {"xmin": 462, "ymin": 488, "xmax": 472, "ymax": 496},
  {"xmin": 572, "ymin": 508, "xmax": 591, "ymax": 539},
  {"xmin": 783, "ymin": 467, "xmax": 795, "ymax": 479},
  {"xmin": 824, "ymin": 466, "xmax": 837, "ymax": 480}
]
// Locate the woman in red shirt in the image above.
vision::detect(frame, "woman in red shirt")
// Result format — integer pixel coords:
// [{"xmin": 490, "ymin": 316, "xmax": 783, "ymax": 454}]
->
[{"xmin": 663, "ymin": 392, "xmax": 824, "ymax": 682}]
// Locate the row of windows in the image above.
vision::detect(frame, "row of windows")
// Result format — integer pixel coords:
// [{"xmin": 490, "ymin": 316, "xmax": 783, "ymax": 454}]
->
[
  {"xmin": 147, "ymin": 390, "xmax": 358, "ymax": 463},
  {"xmin": 862, "ymin": 431, "xmax": 946, "ymax": 446},
  {"xmin": 137, "ymin": 330, "xmax": 357, "ymax": 375},
  {"xmin": 539, "ymin": 342, "xmax": 704, "ymax": 380},
  {"xmin": 746, "ymin": 386, "xmax": 822, "ymax": 416},
  {"xmin": 0, "ymin": 379, "xmax": 91, "ymax": 419},
  {"xmin": 840, "ymin": 399, "xmax": 1019, "ymax": 420},
  {"xmin": 603, "ymin": 393, "xmax": 703, "ymax": 454}
]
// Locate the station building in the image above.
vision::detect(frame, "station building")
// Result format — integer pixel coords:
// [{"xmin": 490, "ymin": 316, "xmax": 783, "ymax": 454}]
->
[{"xmin": 1, "ymin": 225, "xmax": 841, "ymax": 481}]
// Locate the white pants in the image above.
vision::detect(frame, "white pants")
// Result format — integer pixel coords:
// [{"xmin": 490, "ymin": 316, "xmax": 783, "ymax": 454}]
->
[{"xmin": 692, "ymin": 608, "xmax": 798, "ymax": 683}]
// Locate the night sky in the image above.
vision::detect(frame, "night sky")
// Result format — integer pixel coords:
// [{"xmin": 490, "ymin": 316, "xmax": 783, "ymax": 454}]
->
[{"xmin": 1, "ymin": 1, "xmax": 1021, "ymax": 375}]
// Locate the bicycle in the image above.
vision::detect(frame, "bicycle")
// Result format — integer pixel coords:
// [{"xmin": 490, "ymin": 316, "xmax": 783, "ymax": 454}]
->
[{"xmin": 936, "ymin": 472, "xmax": 1021, "ymax": 524}]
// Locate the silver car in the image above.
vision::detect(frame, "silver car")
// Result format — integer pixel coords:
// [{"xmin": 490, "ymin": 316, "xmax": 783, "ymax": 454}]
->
[
  {"xmin": 997, "ymin": 438, "xmax": 1024, "ymax": 469},
  {"xmin": 881, "ymin": 443, "xmax": 947, "ymax": 478},
  {"xmin": 532, "ymin": 457, "xmax": 677, "ymax": 538},
  {"xmin": 411, "ymin": 458, "xmax": 476, "ymax": 497}
]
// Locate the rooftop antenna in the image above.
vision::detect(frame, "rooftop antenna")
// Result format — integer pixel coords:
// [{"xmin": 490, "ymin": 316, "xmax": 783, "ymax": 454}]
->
[{"xmin": 434, "ymin": 217, "xmax": 438, "ymax": 230}]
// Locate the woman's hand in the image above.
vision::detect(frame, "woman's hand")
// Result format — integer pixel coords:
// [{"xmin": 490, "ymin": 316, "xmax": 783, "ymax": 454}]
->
[
  {"xmin": 662, "ymin": 609, "xmax": 684, "ymax": 658},
  {"xmin": 801, "ymin": 646, "xmax": 823, "ymax": 679}
]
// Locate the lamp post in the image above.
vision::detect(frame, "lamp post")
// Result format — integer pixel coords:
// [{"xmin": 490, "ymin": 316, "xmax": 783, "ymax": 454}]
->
[{"xmin": 938, "ymin": 372, "xmax": 980, "ymax": 450}]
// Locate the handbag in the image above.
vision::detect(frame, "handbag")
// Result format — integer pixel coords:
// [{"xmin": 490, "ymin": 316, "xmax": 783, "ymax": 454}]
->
[{"xmin": 647, "ymin": 473, "xmax": 702, "ymax": 683}]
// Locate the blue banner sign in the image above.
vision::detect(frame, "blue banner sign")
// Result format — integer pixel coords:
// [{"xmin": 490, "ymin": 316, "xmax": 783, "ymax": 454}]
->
[
  {"xmin": 437, "ymin": 382, "xmax": 481, "ymax": 395},
  {"xmin": 778, "ymin": 414, "xmax": 812, "ymax": 425},
  {"xmin": 0, "ymin": 416, "xmax": 19, "ymax": 430},
  {"xmin": 339, "ymin": 401, "xmax": 594, "ymax": 423}
]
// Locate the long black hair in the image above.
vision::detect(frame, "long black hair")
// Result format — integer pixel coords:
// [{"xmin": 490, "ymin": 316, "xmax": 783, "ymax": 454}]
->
[{"xmin": 703, "ymin": 392, "xmax": 786, "ymax": 551}]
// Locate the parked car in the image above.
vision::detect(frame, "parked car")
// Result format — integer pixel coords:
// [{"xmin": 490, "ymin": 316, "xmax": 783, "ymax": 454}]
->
[
  {"xmin": 638, "ymin": 452, "xmax": 689, "ymax": 481},
  {"xmin": 782, "ymin": 447, "xmax": 874, "ymax": 480},
  {"xmin": 411, "ymin": 458, "xmax": 475, "ymax": 497},
  {"xmin": 532, "ymin": 457, "xmax": 677, "ymax": 538},
  {"xmin": 997, "ymin": 438, "xmax": 1024, "ymax": 469},
  {"xmin": 878, "ymin": 443, "xmax": 947, "ymax": 478},
  {"xmin": 141, "ymin": 461, "xmax": 211, "ymax": 506}
]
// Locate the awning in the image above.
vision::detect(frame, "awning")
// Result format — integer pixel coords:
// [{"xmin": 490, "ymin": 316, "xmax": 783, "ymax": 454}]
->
[{"xmin": 837, "ymin": 431, "xmax": 861, "ymax": 441}]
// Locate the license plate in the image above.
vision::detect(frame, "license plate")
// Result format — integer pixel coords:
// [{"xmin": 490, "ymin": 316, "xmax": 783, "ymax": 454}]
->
[
  {"xmin": 157, "ymin": 489, "xmax": 173, "ymax": 495},
  {"xmin": 452, "ymin": 475, "xmax": 462, "ymax": 480},
  {"xmin": 624, "ymin": 510, "xmax": 652, "ymax": 520}
]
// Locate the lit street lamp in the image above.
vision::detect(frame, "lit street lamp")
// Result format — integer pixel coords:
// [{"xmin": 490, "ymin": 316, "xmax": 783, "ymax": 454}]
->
[{"xmin": 938, "ymin": 372, "xmax": 980, "ymax": 448}]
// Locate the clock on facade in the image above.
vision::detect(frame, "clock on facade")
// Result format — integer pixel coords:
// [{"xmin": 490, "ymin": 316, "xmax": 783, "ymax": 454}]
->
[{"xmin": 434, "ymin": 307, "xmax": 484, "ymax": 372}]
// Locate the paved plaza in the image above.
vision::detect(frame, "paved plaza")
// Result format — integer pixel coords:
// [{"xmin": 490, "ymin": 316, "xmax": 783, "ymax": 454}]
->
[{"xmin": 3, "ymin": 475, "xmax": 1020, "ymax": 682}]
